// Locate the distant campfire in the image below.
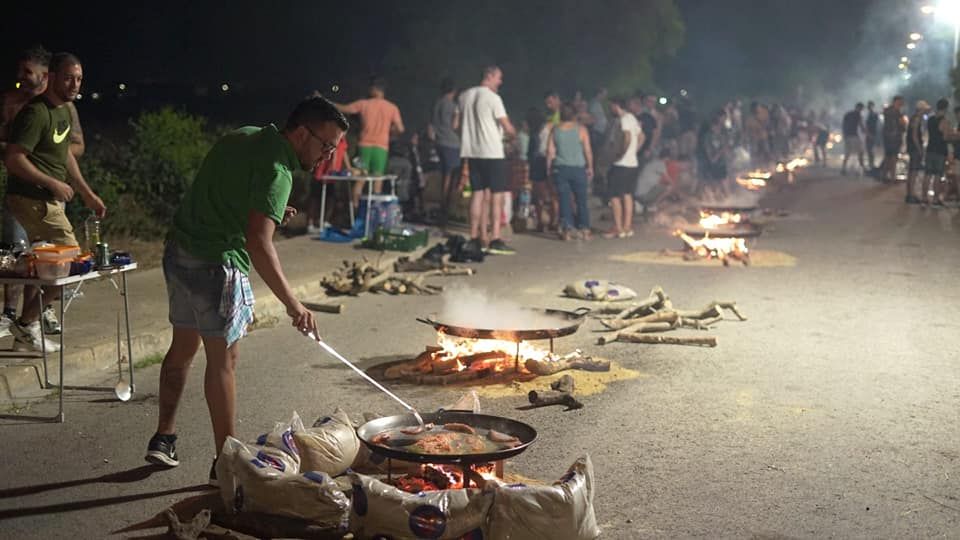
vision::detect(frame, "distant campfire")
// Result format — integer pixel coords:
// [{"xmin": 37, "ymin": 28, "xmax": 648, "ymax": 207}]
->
[{"xmin": 674, "ymin": 227, "xmax": 760, "ymax": 266}]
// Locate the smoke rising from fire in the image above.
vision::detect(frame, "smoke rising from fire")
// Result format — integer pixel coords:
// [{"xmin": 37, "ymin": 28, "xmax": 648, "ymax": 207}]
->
[{"xmin": 439, "ymin": 284, "xmax": 564, "ymax": 330}]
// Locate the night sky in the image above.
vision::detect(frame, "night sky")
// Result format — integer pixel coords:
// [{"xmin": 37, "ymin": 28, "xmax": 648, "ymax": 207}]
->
[{"xmin": 0, "ymin": 0, "xmax": 940, "ymax": 123}]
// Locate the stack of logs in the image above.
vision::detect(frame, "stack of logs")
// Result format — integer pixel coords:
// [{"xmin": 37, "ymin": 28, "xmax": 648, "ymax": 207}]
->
[
  {"xmin": 321, "ymin": 257, "xmax": 474, "ymax": 296},
  {"xmin": 594, "ymin": 286, "xmax": 746, "ymax": 347}
]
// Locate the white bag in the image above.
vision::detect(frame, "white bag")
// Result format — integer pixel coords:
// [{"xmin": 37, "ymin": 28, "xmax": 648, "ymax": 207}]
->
[
  {"xmin": 349, "ymin": 471, "xmax": 492, "ymax": 539},
  {"xmin": 250, "ymin": 411, "xmax": 304, "ymax": 474},
  {"xmin": 294, "ymin": 408, "xmax": 360, "ymax": 477},
  {"xmin": 484, "ymin": 455, "xmax": 600, "ymax": 540},
  {"xmin": 563, "ymin": 279, "xmax": 638, "ymax": 302},
  {"xmin": 216, "ymin": 436, "xmax": 350, "ymax": 528}
]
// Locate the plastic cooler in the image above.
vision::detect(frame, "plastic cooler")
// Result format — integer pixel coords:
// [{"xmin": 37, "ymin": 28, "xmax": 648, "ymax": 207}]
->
[{"xmin": 357, "ymin": 194, "xmax": 401, "ymax": 234}]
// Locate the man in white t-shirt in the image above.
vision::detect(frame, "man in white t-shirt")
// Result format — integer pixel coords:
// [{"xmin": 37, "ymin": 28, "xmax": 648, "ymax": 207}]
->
[
  {"xmin": 603, "ymin": 97, "xmax": 644, "ymax": 238},
  {"xmin": 459, "ymin": 65, "xmax": 517, "ymax": 255}
]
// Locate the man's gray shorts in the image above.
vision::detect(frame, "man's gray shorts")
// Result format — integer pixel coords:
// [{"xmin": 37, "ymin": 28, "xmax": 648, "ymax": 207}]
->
[{"xmin": 162, "ymin": 242, "xmax": 254, "ymax": 343}]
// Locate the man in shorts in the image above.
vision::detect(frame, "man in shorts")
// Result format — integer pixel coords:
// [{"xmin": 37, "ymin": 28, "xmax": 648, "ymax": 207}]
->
[
  {"xmin": 922, "ymin": 98, "xmax": 958, "ymax": 206},
  {"xmin": 1, "ymin": 46, "xmax": 50, "ymax": 339},
  {"xmin": 905, "ymin": 100, "xmax": 929, "ymax": 203},
  {"xmin": 3, "ymin": 52, "xmax": 105, "ymax": 352},
  {"xmin": 840, "ymin": 102, "xmax": 865, "ymax": 176},
  {"xmin": 429, "ymin": 77, "xmax": 460, "ymax": 226},
  {"xmin": 881, "ymin": 96, "xmax": 906, "ymax": 183},
  {"xmin": 604, "ymin": 96, "xmax": 644, "ymax": 238},
  {"xmin": 336, "ymin": 78, "xmax": 404, "ymax": 206},
  {"xmin": 459, "ymin": 65, "xmax": 517, "ymax": 254},
  {"xmin": 145, "ymin": 96, "xmax": 347, "ymax": 484}
]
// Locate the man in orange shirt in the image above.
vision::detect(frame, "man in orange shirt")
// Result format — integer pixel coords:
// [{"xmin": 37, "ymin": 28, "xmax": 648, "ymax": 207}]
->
[{"xmin": 335, "ymin": 78, "xmax": 404, "ymax": 206}]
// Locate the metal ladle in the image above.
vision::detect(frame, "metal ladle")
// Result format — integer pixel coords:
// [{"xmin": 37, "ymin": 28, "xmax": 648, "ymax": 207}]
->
[
  {"xmin": 306, "ymin": 332, "xmax": 424, "ymax": 427},
  {"xmin": 114, "ymin": 314, "xmax": 131, "ymax": 402}
]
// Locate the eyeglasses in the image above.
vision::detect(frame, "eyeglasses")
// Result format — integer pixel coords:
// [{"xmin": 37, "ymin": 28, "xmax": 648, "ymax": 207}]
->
[{"xmin": 304, "ymin": 125, "xmax": 338, "ymax": 155}]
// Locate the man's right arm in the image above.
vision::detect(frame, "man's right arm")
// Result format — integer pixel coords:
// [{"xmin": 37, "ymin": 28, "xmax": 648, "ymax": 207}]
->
[
  {"xmin": 498, "ymin": 116, "xmax": 516, "ymax": 138},
  {"xmin": 245, "ymin": 210, "xmax": 317, "ymax": 337},
  {"xmin": 4, "ymin": 144, "xmax": 74, "ymax": 201}
]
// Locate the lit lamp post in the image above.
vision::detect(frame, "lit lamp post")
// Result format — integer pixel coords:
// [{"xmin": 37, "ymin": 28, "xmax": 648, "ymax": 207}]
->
[{"xmin": 922, "ymin": 1, "xmax": 960, "ymax": 68}]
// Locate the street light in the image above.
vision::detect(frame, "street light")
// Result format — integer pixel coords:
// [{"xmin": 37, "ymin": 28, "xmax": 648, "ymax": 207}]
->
[
  {"xmin": 924, "ymin": 0, "xmax": 960, "ymax": 68},
  {"xmin": 910, "ymin": 32, "xmax": 924, "ymax": 40},
  {"xmin": 907, "ymin": 42, "xmax": 918, "ymax": 50},
  {"xmin": 901, "ymin": 56, "xmax": 910, "ymax": 62}
]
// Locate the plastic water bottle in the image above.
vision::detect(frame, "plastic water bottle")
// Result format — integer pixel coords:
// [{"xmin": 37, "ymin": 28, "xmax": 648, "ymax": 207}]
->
[{"xmin": 518, "ymin": 184, "xmax": 532, "ymax": 218}]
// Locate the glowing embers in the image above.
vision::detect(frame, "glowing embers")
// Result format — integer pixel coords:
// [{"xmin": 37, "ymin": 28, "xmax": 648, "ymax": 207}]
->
[
  {"xmin": 378, "ymin": 333, "xmax": 590, "ymax": 385},
  {"xmin": 674, "ymin": 229, "xmax": 752, "ymax": 266},
  {"xmin": 391, "ymin": 462, "xmax": 499, "ymax": 493},
  {"xmin": 736, "ymin": 170, "xmax": 771, "ymax": 190},
  {"xmin": 698, "ymin": 210, "xmax": 744, "ymax": 229}
]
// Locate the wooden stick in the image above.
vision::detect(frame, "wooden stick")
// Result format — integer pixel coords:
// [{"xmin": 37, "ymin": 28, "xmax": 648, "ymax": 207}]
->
[
  {"xmin": 527, "ymin": 390, "xmax": 584, "ymax": 410},
  {"xmin": 524, "ymin": 356, "xmax": 610, "ymax": 376},
  {"xmin": 616, "ymin": 333, "xmax": 718, "ymax": 347},
  {"xmin": 302, "ymin": 301, "xmax": 345, "ymax": 314}
]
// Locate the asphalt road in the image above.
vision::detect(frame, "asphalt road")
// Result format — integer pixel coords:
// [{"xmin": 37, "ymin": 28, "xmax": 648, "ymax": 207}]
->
[{"xmin": 0, "ymin": 171, "xmax": 958, "ymax": 539}]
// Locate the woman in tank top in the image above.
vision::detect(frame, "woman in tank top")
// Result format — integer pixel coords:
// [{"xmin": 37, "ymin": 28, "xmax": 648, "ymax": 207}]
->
[{"xmin": 546, "ymin": 102, "xmax": 594, "ymax": 241}]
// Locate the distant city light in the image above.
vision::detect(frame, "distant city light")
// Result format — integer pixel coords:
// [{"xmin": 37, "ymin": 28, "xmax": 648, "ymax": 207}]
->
[
  {"xmin": 75, "ymin": 94, "xmax": 83, "ymax": 101},
  {"xmin": 679, "ymin": 88, "xmax": 688, "ymax": 97},
  {"xmin": 332, "ymin": 84, "xmax": 340, "ymax": 92},
  {"xmin": 904, "ymin": 72, "xmax": 913, "ymax": 80},
  {"xmin": 901, "ymin": 56, "xmax": 909, "ymax": 62},
  {"xmin": 91, "ymin": 92, "xmax": 100, "ymax": 100},
  {"xmin": 898, "ymin": 63, "xmax": 907, "ymax": 69},
  {"xmin": 14, "ymin": 82, "xmax": 20, "ymax": 89},
  {"xmin": 909, "ymin": 32, "xmax": 923, "ymax": 41},
  {"xmin": 221, "ymin": 83, "xmax": 230, "ymax": 92},
  {"xmin": 907, "ymin": 42, "xmax": 917, "ymax": 49},
  {"xmin": 658, "ymin": 97, "xmax": 668, "ymax": 105},
  {"xmin": 118, "ymin": 83, "xmax": 127, "ymax": 91}
]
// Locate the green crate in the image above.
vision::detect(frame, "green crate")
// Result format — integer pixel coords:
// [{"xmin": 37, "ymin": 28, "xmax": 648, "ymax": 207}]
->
[{"xmin": 363, "ymin": 227, "xmax": 429, "ymax": 251}]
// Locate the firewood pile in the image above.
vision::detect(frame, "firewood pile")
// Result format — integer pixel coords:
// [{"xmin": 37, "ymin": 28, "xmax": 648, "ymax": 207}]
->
[
  {"xmin": 594, "ymin": 286, "xmax": 746, "ymax": 347},
  {"xmin": 320, "ymin": 256, "xmax": 474, "ymax": 296}
]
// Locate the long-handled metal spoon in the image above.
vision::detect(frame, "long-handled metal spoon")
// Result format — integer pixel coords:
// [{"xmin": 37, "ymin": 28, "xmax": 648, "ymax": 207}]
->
[{"xmin": 306, "ymin": 333, "xmax": 424, "ymax": 428}]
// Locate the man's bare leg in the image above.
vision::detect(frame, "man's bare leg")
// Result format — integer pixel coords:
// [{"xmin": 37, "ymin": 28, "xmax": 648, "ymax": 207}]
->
[
  {"xmin": 469, "ymin": 189, "xmax": 486, "ymax": 241},
  {"xmin": 490, "ymin": 191, "xmax": 505, "ymax": 241},
  {"xmin": 19, "ymin": 285, "xmax": 56, "ymax": 324},
  {"xmin": 4, "ymin": 285, "xmax": 22, "ymax": 315},
  {"xmin": 623, "ymin": 194, "xmax": 634, "ymax": 231},
  {"xmin": 201, "ymin": 335, "xmax": 239, "ymax": 457},
  {"xmin": 609, "ymin": 198, "xmax": 624, "ymax": 233},
  {"xmin": 156, "ymin": 327, "xmax": 202, "ymax": 435}
]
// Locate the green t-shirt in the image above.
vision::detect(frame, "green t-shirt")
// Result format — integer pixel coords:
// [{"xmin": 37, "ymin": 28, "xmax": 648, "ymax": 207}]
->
[
  {"xmin": 6, "ymin": 96, "xmax": 72, "ymax": 200},
  {"xmin": 169, "ymin": 124, "xmax": 299, "ymax": 274}
]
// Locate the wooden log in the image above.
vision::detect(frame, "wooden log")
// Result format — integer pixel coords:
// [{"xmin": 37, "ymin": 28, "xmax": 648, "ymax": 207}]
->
[
  {"xmin": 551, "ymin": 374, "xmax": 576, "ymax": 393},
  {"xmin": 527, "ymin": 390, "xmax": 584, "ymax": 410},
  {"xmin": 597, "ymin": 321, "xmax": 677, "ymax": 344},
  {"xmin": 616, "ymin": 333, "xmax": 718, "ymax": 347},
  {"xmin": 303, "ymin": 301, "xmax": 345, "ymax": 314},
  {"xmin": 524, "ymin": 355, "xmax": 610, "ymax": 376}
]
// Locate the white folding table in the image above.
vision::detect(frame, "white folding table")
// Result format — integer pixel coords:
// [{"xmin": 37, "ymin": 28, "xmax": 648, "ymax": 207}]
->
[{"xmin": 0, "ymin": 263, "xmax": 137, "ymax": 422}]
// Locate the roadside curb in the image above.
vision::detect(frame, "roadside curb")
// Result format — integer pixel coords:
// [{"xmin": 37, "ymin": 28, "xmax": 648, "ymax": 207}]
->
[{"xmin": 0, "ymin": 243, "xmax": 434, "ymax": 406}]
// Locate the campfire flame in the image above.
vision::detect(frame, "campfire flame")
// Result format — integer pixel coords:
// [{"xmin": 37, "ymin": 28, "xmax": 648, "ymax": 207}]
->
[
  {"xmin": 393, "ymin": 463, "xmax": 498, "ymax": 493},
  {"xmin": 698, "ymin": 210, "xmax": 743, "ymax": 229},
  {"xmin": 675, "ymin": 229, "xmax": 749, "ymax": 264},
  {"xmin": 735, "ymin": 176, "xmax": 767, "ymax": 190},
  {"xmin": 776, "ymin": 157, "xmax": 809, "ymax": 173},
  {"xmin": 435, "ymin": 332, "xmax": 557, "ymax": 372}
]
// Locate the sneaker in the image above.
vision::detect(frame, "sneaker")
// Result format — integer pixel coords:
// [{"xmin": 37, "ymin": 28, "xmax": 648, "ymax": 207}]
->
[
  {"xmin": 0, "ymin": 313, "xmax": 12, "ymax": 339},
  {"xmin": 486, "ymin": 239, "xmax": 516, "ymax": 255},
  {"xmin": 209, "ymin": 458, "xmax": 219, "ymax": 487},
  {"xmin": 41, "ymin": 306, "xmax": 61, "ymax": 335},
  {"xmin": 145, "ymin": 433, "xmax": 180, "ymax": 467},
  {"xmin": 306, "ymin": 223, "xmax": 322, "ymax": 235},
  {"xmin": 11, "ymin": 320, "xmax": 60, "ymax": 352}
]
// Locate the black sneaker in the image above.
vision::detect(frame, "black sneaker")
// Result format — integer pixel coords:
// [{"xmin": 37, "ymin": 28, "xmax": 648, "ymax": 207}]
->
[
  {"xmin": 486, "ymin": 239, "xmax": 516, "ymax": 255},
  {"xmin": 145, "ymin": 433, "xmax": 179, "ymax": 467},
  {"xmin": 208, "ymin": 458, "xmax": 219, "ymax": 487}
]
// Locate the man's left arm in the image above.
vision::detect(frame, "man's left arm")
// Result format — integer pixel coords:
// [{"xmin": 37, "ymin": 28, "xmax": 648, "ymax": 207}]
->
[
  {"xmin": 67, "ymin": 102, "xmax": 84, "ymax": 158},
  {"xmin": 65, "ymin": 150, "xmax": 105, "ymax": 217}
]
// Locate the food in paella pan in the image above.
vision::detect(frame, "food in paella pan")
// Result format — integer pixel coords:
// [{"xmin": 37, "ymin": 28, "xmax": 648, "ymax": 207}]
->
[{"xmin": 369, "ymin": 424, "xmax": 522, "ymax": 455}]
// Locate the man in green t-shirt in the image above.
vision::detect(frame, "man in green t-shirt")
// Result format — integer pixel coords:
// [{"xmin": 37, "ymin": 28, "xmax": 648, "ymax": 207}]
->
[
  {"xmin": 145, "ymin": 96, "xmax": 348, "ymax": 484},
  {"xmin": 3, "ymin": 52, "xmax": 105, "ymax": 353}
]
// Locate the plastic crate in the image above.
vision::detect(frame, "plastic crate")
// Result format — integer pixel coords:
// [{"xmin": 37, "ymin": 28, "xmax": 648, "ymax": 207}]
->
[{"xmin": 363, "ymin": 227, "xmax": 429, "ymax": 252}]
